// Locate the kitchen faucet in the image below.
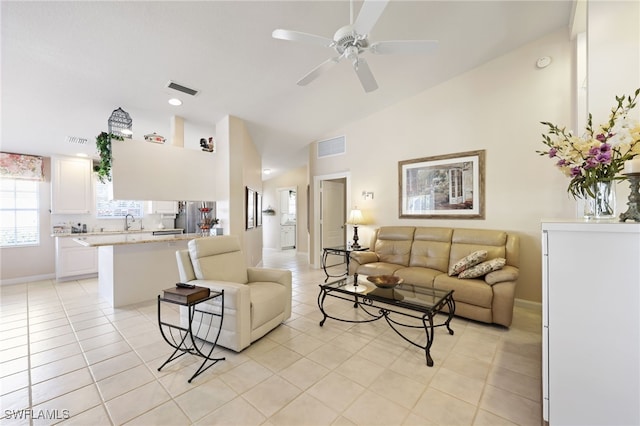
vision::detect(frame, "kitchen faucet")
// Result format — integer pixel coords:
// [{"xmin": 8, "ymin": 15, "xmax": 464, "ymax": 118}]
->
[{"xmin": 125, "ymin": 214, "xmax": 134, "ymax": 231}]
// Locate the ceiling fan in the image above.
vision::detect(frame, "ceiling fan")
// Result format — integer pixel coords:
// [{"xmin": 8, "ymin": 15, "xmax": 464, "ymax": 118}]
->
[{"xmin": 272, "ymin": 0, "xmax": 439, "ymax": 93}]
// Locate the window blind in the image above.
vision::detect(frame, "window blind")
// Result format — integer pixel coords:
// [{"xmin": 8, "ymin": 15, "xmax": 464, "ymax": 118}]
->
[{"xmin": 0, "ymin": 152, "xmax": 44, "ymax": 181}]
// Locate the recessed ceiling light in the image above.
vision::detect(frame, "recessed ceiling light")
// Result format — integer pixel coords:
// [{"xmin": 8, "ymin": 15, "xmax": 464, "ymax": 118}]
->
[
  {"xmin": 263, "ymin": 169, "xmax": 272, "ymax": 175},
  {"xmin": 168, "ymin": 98, "xmax": 183, "ymax": 106}
]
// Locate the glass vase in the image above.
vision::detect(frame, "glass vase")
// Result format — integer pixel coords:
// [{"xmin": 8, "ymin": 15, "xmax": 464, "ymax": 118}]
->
[{"xmin": 583, "ymin": 181, "xmax": 616, "ymax": 219}]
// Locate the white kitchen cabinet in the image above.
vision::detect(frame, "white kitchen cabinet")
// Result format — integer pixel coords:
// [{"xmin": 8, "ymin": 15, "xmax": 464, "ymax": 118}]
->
[
  {"xmin": 280, "ymin": 225, "xmax": 295, "ymax": 249},
  {"xmin": 542, "ymin": 220, "xmax": 640, "ymax": 425},
  {"xmin": 147, "ymin": 201, "xmax": 178, "ymax": 215},
  {"xmin": 51, "ymin": 156, "xmax": 93, "ymax": 214},
  {"xmin": 55, "ymin": 237, "xmax": 98, "ymax": 280}
]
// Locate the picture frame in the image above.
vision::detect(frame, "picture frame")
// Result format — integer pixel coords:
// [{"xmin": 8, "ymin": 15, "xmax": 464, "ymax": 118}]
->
[
  {"xmin": 246, "ymin": 187, "xmax": 255, "ymax": 229},
  {"xmin": 256, "ymin": 192, "xmax": 262, "ymax": 227},
  {"xmin": 399, "ymin": 150, "xmax": 485, "ymax": 219}
]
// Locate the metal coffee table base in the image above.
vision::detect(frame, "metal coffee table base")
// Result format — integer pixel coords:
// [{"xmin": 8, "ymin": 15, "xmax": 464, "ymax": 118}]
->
[{"xmin": 318, "ymin": 285, "xmax": 455, "ymax": 366}]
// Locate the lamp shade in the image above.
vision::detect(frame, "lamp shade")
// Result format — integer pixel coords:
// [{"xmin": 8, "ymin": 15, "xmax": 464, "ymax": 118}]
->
[{"xmin": 347, "ymin": 209, "xmax": 363, "ymax": 225}]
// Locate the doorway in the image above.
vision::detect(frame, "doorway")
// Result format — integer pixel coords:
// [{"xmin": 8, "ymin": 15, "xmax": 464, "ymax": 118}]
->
[
  {"xmin": 313, "ymin": 172, "xmax": 351, "ymax": 269},
  {"xmin": 322, "ymin": 178, "xmax": 346, "ymax": 268},
  {"xmin": 278, "ymin": 187, "xmax": 297, "ymax": 250}
]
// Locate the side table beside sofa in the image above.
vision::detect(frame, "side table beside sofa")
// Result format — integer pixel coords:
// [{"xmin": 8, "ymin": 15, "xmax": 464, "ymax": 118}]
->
[{"xmin": 349, "ymin": 226, "xmax": 519, "ymax": 327}]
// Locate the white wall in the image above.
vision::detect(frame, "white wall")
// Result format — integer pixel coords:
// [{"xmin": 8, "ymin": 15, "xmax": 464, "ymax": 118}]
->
[
  {"xmin": 222, "ymin": 115, "xmax": 263, "ymax": 267},
  {"xmin": 310, "ymin": 29, "xmax": 574, "ymax": 303},
  {"xmin": 587, "ymin": 0, "xmax": 640, "ymax": 205}
]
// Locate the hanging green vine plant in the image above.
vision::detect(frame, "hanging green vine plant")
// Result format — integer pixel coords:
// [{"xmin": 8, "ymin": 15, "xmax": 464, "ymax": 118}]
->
[{"xmin": 93, "ymin": 132, "xmax": 123, "ymax": 183}]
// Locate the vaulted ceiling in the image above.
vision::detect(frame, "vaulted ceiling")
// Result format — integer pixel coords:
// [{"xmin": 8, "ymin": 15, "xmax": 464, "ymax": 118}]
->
[{"xmin": 1, "ymin": 1, "xmax": 573, "ymax": 178}]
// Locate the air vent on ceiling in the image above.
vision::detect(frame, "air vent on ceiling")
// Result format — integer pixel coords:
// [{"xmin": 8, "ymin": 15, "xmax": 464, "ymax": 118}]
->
[
  {"xmin": 317, "ymin": 136, "xmax": 346, "ymax": 158},
  {"xmin": 167, "ymin": 81, "xmax": 199, "ymax": 96},
  {"xmin": 66, "ymin": 136, "xmax": 88, "ymax": 145}
]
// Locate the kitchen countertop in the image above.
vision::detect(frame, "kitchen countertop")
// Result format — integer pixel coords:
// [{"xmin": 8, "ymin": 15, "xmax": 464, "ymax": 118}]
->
[
  {"xmin": 52, "ymin": 229, "xmax": 184, "ymax": 238},
  {"xmin": 72, "ymin": 232, "xmax": 205, "ymax": 247}
]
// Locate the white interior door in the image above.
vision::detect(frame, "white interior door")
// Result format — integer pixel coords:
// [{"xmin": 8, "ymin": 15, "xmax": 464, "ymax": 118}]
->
[{"xmin": 321, "ymin": 179, "xmax": 345, "ymax": 267}]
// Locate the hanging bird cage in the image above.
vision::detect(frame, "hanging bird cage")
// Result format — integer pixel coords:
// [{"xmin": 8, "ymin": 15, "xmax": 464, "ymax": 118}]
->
[{"xmin": 107, "ymin": 107, "xmax": 133, "ymax": 138}]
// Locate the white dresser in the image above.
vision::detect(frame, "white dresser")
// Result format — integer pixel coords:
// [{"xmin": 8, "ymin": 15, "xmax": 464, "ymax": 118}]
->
[{"xmin": 542, "ymin": 220, "xmax": 640, "ymax": 425}]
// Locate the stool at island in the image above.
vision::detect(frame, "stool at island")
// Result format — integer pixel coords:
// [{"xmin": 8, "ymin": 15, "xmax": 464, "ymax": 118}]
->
[{"xmin": 157, "ymin": 285, "xmax": 225, "ymax": 383}]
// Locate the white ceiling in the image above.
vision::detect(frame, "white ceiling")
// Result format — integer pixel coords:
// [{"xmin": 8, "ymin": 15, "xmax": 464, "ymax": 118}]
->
[{"xmin": 1, "ymin": 0, "xmax": 573, "ymax": 179}]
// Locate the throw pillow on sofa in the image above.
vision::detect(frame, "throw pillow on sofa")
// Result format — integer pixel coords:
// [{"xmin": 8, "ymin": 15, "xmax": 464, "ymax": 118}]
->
[
  {"xmin": 459, "ymin": 258, "xmax": 506, "ymax": 279},
  {"xmin": 448, "ymin": 250, "xmax": 488, "ymax": 276}
]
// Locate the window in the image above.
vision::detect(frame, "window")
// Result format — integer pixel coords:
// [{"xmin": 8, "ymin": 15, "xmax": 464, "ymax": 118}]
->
[
  {"xmin": 95, "ymin": 181, "xmax": 144, "ymax": 218},
  {"xmin": 0, "ymin": 178, "xmax": 39, "ymax": 247}
]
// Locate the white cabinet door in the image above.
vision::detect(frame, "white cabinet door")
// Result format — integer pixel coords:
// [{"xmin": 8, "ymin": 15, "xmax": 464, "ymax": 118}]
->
[
  {"xmin": 56, "ymin": 238, "xmax": 98, "ymax": 280},
  {"xmin": 281, "ymin": 225, "xmax": 295, "ymax": 249},
  {"xmin": 51, "ymin": 157, "xmax": 93, "ymax": 214},
  {"xmin": 148, "ymin": 201, "xmax": 178, "ymax": 215},
  {"xmin": 542, "ymin": 222, "xmax": 640, "ymax": 425}
]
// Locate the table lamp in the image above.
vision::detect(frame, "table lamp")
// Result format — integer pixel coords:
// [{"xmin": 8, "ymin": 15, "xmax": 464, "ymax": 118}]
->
[{"xmin": 347, "ymin": 208, "xmax": 364, "ymax": 249}]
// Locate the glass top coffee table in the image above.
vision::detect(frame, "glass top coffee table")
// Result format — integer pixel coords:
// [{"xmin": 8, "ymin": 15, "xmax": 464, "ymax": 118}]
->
[{"xmin": 317, "ymin": 274, "xmax": 455, "ymax": 366}]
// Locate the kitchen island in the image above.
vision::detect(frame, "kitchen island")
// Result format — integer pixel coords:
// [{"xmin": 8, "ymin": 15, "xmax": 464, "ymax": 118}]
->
[{"xmin": 74, "ymin": 233, "xmax": 205, "ymax": 307}]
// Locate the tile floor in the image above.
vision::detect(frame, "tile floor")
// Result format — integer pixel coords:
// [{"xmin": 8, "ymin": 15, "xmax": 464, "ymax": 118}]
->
[{"xmin": 1, "ymin": 249, "xmax": 543, "ymax": 425}]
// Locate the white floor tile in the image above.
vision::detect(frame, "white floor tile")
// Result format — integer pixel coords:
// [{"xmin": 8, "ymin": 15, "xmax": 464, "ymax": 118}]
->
[{"xmin": 3, "ymin": 248, "xmax": 543, "ymax": 426}]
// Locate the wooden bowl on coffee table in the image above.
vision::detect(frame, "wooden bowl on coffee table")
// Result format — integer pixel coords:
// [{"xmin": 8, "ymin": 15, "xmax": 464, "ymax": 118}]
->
[{"xmin": 366, "ymin": 275, "xmax": 403, "ymax": 288}]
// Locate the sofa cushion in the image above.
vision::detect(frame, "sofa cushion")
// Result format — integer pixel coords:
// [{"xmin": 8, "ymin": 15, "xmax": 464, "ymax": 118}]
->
[
  {"xmin": 375, "ymin": 240, "xmax": 413, "ymax": 266},
  {"xmin": 449, "ymin": 229, "xmax": 507, "ymax": 270},
  {"xmin": 448, "ymin": 250, "xmax": 487, "ymax": 276},
  {"xmin": 409, "ymin": 229, "xmax": 451, "ymax": 273},
  {"xmin": 458, "ymin": 258, "xmax": 506, "ymax": 279},
  {"xmin": 356, "ymin": 262, "xmax": 404, "ymax": 277},
  {"xmin": 434, "ymin": 274, "xmax": 493, "ymax": 308},
  {"xmin": 248, "ymin": 282, "xmax": 286, "ymax": 329},
  {"xmin": 393, "ymin": 267, "xmax": 441, "ymax": 287},
  {"xmin": 374, "ymin": 227, "xmax": 415, "ymax": 266}
]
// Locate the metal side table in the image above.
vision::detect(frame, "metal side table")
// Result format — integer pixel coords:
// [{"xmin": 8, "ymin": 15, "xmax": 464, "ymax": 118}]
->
[
  {"xmin": 321, "ymin": 245, "xmax": 369, "ymax": 282},
  {"xmin": 157, "ymin": 290, "xmax": 225, "ymax": 383}
]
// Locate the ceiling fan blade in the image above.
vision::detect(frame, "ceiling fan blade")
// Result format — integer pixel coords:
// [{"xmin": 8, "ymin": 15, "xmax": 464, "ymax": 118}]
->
[
  {"xmin": 297, "ymin": 57, "xmax": 341, "ymax": 86},
  {"xmin": 353, "ymin": 58, "xmax": 378, "ymax": 93},
  {"xmin": 272, "ymin": 29, "xmax": 333, "ymax": 48},
  {"xmin": 370, "ymin": 40, "xmax": 439, "ymax": 55},
  {"xmin": 353, "ymin": 0, "xmax": 390, "ymax": 35}
]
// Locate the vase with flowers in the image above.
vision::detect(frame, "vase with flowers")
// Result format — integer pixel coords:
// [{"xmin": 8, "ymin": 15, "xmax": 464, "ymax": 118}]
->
[{"xmin": 538, "ymin": 88, "xmax": 640, "ymax": 218}]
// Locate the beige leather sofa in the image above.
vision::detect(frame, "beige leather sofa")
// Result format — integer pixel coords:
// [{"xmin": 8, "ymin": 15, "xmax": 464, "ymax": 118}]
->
[
  {"xmin": 349, "ymin": 226, "xmax": 519, "ymax": 327},
  {"xmin": 175, "ymin": 236, "xmax": 292, "ymax": 352}
]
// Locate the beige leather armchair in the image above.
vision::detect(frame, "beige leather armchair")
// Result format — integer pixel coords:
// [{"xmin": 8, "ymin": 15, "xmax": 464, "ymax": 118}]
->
[{"xmin": 175, "ymin": 235, "xmax": 292, "ymax": 352}]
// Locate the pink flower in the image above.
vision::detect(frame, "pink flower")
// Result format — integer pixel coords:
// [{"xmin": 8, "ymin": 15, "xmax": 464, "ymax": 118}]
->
[
  {"xmin": 584, "ymin": 158, "xmax": 600, "ymax": 169},
  {"xmin": 596, "ymin": 150, "xmax": 612, "ymax": 164}
]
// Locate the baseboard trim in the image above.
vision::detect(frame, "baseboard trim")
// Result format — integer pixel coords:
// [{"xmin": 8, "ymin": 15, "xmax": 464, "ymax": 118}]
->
[
  {"xmin": 1, "ymin": 273, "xmax": 56, "ymax": 286},
  {"xmin": 515, "ymin": 298, "xmax": 542, "ymax": 312}
]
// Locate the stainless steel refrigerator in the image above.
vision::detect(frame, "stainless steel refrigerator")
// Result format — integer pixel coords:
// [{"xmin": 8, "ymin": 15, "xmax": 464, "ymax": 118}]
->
[{"xmin": 175, "ymin": 201, "xmax": 216, "ymax": 234}]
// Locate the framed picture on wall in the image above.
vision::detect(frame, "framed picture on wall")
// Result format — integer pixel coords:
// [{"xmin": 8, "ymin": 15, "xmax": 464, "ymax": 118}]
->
[
  {"xmin": 246, "ymin": 187, "xmax": 255, "ymax": 229},
  {"xmin": 256, "ymin": 192, "xmax": 262, "ymax": 227},
  {"xmin": 398, "ymin": 150, "xmax": 485, "ymax": 219}
]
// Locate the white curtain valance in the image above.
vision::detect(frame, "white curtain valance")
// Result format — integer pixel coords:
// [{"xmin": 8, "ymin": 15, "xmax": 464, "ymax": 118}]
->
[{"xmin": 0, "ymin": 152, "xmax": 44, "ymax": 181}]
